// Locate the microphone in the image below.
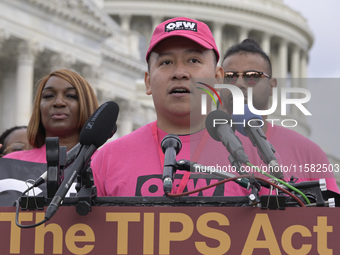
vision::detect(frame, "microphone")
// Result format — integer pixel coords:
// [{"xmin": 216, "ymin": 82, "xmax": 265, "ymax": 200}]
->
[
  {"xmin": 65, "ymin": 143, "xmax": 82, "ymax": 168},
  {"xmin": 66, "ymin": 123, "xmax": 117, "ymax": 167},
  {"xmin": 32, "ymin": 124, "xmax": 117, "ymax": 188},
  {"xmin": 205, "ymin": 110, "xmax": 249, "ymax": 164},
  {"xmin": 161, "ymin": 134, "xmax": 182, "ymax": 194},
  {"xmin": 232, "ymin": 104, "xmax": 283, "ymax": 179},
  {"xmin": 45, "ymin": 101, "xmax": 119, "ymax": 220}
]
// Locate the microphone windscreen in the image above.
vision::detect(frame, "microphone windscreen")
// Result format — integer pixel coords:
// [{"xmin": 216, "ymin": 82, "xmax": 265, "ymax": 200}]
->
[
  {"xmin": 205, "ymin": 110, "xmax": 232, "ymax": 141},
  {"xmin": 79, "ymin": 101, "xmax": 119, "ymax": 147},
  {"xmin": 161, "ymin": 134, "xmax": 182, "ymax": 154},
  {"xmin": 232, "ymin": 104, "xmax": 262, "ymax": 136}
]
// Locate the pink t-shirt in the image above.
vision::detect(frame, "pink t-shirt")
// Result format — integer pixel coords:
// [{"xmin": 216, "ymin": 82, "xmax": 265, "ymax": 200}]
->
[
  {"xmin": 91, "ymin": 122, "xmax": 339, "ymax": 197},
  {"xmin": 3, "ymin": 144, "xmax": 47, "ymax": 163}
]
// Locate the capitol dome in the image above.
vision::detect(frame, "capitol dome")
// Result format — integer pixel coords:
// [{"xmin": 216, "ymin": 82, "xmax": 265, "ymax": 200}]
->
[{"xmin": 105, "ymin": 0, "xmax": 313, "ymax": 79}]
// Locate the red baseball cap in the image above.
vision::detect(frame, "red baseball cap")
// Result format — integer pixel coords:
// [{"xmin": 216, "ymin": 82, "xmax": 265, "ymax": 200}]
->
[{"xmin": 146, "ymin": 17, "xmax": 220, "ymax": 63}]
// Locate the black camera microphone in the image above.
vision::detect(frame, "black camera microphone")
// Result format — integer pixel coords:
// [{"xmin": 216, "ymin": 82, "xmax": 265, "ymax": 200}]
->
[
  {"xmin": 232, "ymin": 104, "xmax": 283, "ymax": 179},
  {"xmin": 161, "ymin": 134, "xmax": 182, "ymax": 194},
  {"xmin": 205, "ymin": 110, "xmax": 249, "ymax": 164}
]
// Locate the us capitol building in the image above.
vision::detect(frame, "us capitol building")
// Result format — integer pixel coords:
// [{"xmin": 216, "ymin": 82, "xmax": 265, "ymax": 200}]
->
[{"xmin": 1, "ymin": 0, "xmax": 339, "ymax": 183}]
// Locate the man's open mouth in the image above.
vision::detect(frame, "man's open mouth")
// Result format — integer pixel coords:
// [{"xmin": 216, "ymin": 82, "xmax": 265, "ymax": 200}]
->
[{"xmin": 170, "ymin": 88, "xmax": 191, "ymax": 94}]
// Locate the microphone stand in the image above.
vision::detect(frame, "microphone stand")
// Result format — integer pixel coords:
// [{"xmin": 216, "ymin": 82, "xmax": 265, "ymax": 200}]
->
[
  {"xmin": 46, "ymin": 137, "xmax": 61, "ymax": 198},
  {"xmin": 73, "ymin": 146, "xmax": 97, "ymax": 216},
  {"xmin": 74, "ymin": 164, "xmax": 97, "ymax": 216},
  {"xmin": 227, "ymin": 153, "xmax": 261, "ymax": 205}
]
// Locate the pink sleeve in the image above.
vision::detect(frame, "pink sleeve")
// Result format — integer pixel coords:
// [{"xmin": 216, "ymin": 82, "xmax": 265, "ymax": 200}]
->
[{"xmin": 91, "ymin": 148, "xmax": 106, "ymax": 196}]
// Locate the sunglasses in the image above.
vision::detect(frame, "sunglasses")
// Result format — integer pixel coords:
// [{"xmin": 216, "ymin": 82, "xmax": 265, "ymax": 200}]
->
[{"xmin": 224, "ymin": 71, "xmax": 271, "ymax": 86}]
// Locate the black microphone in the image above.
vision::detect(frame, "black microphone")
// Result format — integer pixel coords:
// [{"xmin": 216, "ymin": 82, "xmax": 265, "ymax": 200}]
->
[
  {"xmin": 232, "ymin": 104, "xmax": 283, "ymax": 179},
  {"xmin": 205, "ymin": 110, "xmax": 249, "ymax": 164},
  {"xmin": 32, "ymin": 124, "xmax": 117, "ymax": 188},
  {"xmin": 161, "ymin": 134, "xmax": 182, "ymax": 194},
  {"xmin": 45, "ymin": 101, "xmax": 119, "ymax": 220}
]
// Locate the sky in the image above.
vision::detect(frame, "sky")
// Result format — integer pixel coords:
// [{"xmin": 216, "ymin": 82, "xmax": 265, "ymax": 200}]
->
[
  {"xmin": 284, "ymin": 0, "xmax": 340, "ymax": 78},
  {"xmin": 283, "ymin": 0, "xmax": 340, "ymax": 158}
]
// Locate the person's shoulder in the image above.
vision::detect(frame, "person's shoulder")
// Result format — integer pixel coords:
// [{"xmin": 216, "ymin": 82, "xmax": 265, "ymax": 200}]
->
[
  {"xmin": 272, "ymin": 125, "xmax": 309, "ymax": 140},
  {"xmin": 114, "ymin": 122, "xmax": 154, "ymax": 143},
  {"xmin": 271, "ymin": 125, "xmax": 323, "ymax": 150},
  {"xmin": 3, "ymin": 150, "xmax": 26, "ymax": 159},
  {"xmin": 99, "ymin": 122, "xmax": 155, "ymax": 150},
  {"xmin": 3, "ymin": 146, "xmax": 46, "ymax": 163}
]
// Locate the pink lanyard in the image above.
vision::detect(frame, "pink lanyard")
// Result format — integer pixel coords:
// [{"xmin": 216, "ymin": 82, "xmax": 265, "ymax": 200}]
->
[{"xmin": 151, "ymin": 121, "xmax": 210, "ymax": 194}]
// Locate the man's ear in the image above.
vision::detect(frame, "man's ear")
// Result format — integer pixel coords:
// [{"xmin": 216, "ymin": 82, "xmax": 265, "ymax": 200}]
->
[
  {"xmin": 145, "ymin": 71, "xmax": 152, "ymax": 95},
  {"xmin": 269, "ymin": 77, "xmax": 277, "ymax": 96},
  {"xmin": 215, "ymin": 66, "xmax": 224, "ymax": 83}
]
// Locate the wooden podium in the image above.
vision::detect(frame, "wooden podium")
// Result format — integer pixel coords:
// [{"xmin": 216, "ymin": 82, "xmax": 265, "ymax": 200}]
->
[{"xmin": 1, "ymin": 196, "xmax": 340, "ymax": 255}]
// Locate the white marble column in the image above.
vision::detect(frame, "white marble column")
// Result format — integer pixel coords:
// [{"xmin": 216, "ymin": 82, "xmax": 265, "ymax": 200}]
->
[
  {"xmin": 16, "ymin": 41, "xmax": 42, "ymax": 124},
  {"xmin": 152, "ymin": 15, "xmax": 163, "ymax": 31},
  {"xmin": 298, "ymin": 51, "xmax": 310, "ymax": 137},
  {"xmin": 278, "ymin": 39, "xmax": 288, "ymax": 78},
  {"xmin": 300, "ymin": 51, "xmax": 308, "ymax": 78},
  {"xmin": 1, "ymin": 73, "xmax": 16, "ymax": 130},
  {"xmin": 120, "ymin": 14, "xmax": 131, "ymax": 31},
  {"xmin": 213, "ymin": 22, "xmax": 223, "ymax": 61},
  {"xmin": 223, "ymin": 37, "xmax": 236, "ymax": 56},
  {"xmin": 118, "ymin": 100, "xmax": 134, "ymax": 137},
  {"xmin": 290, "ymin": 45, "xmax": 303, "ymax": 120},
  {"xmin": 145, "ymin": 106, "xmax": 156, "ymax": 123},
  {"xmin": 291, "ymin": 44, "xmax": 300, "ymax": 78},
  {"xmin": 238, "ymin": 27, "xmax": 249, "ymax": 42},
  {"xmin": 261, "ymin": 33, "xmax": 271, "ymax": 55},
  {"xmin": 92, "ymin": 0, "xmax": 104, "ymax": 9},
  {"xmin": 0, "ymin": 30, "xmax": 12, "ymax": 130},
  {"xmin": 82, "ymin": 65, "xmax": 100, "ymax": 93},
  {"xmin": 0, "ymin": 28, "xmax": 10, "ymax": 51}
]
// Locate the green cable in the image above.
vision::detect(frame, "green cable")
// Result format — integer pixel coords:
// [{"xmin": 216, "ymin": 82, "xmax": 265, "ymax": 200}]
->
[{"xmin": 246, "ymin": 162, "xmax": 311, "ymax": 204}]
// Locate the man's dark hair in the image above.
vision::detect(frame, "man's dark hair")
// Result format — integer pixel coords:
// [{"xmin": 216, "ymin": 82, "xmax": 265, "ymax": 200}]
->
[
  {"xmin": 222, "ymin": 38, "xmax": 272, "ymax": 76},
  {"xmin": 0, "ymin": 126, "xmax": 27, "ymax": 155}
]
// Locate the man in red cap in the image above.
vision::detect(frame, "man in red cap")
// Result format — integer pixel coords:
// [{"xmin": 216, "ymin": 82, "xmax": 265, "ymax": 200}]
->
[
  {"xmin": 144, "ymin": 17, "xmax": 223, "ymax": 135},
  {"xmin": 92, "ymin": 17, "xmax": 232, "ymax": 197}
]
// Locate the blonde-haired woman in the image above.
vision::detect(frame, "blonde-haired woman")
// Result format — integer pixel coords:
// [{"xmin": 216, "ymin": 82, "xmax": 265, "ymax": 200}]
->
[{"xmin": 4, "ymin": 69, "xmax": 98, "ymax": 163}]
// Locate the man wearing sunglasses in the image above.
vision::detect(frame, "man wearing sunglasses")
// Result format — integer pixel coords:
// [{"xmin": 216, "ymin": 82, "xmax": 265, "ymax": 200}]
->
[
  {"xmin": 221, "ymin": 39, "xmax": 275, "ymax": 128},
  {"xmin": 221, "ymin": 39, "xmax": 339, "ymax": 192}
]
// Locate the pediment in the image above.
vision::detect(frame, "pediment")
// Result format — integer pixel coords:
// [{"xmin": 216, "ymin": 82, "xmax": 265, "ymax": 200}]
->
[{"xmin": 26, "ymin": 0, "xmax": 119, "ymax": 37}]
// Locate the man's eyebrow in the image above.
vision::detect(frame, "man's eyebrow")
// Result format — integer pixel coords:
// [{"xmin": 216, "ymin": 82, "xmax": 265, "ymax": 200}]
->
[{"xmin": 155, "ymin": 51, "xmax": 172, "ymax": 58}]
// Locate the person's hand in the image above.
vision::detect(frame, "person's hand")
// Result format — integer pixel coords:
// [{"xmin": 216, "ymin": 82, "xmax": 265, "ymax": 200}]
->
[{"xmin": 0, "ymin": 144, "xmax": 2, "ymax": 150}]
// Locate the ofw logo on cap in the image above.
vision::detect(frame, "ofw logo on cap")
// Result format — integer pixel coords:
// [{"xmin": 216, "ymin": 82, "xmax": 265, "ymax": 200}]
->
[{"xmin": 165, "ymin": 20, "xmax": 197, "ymax": 32}]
